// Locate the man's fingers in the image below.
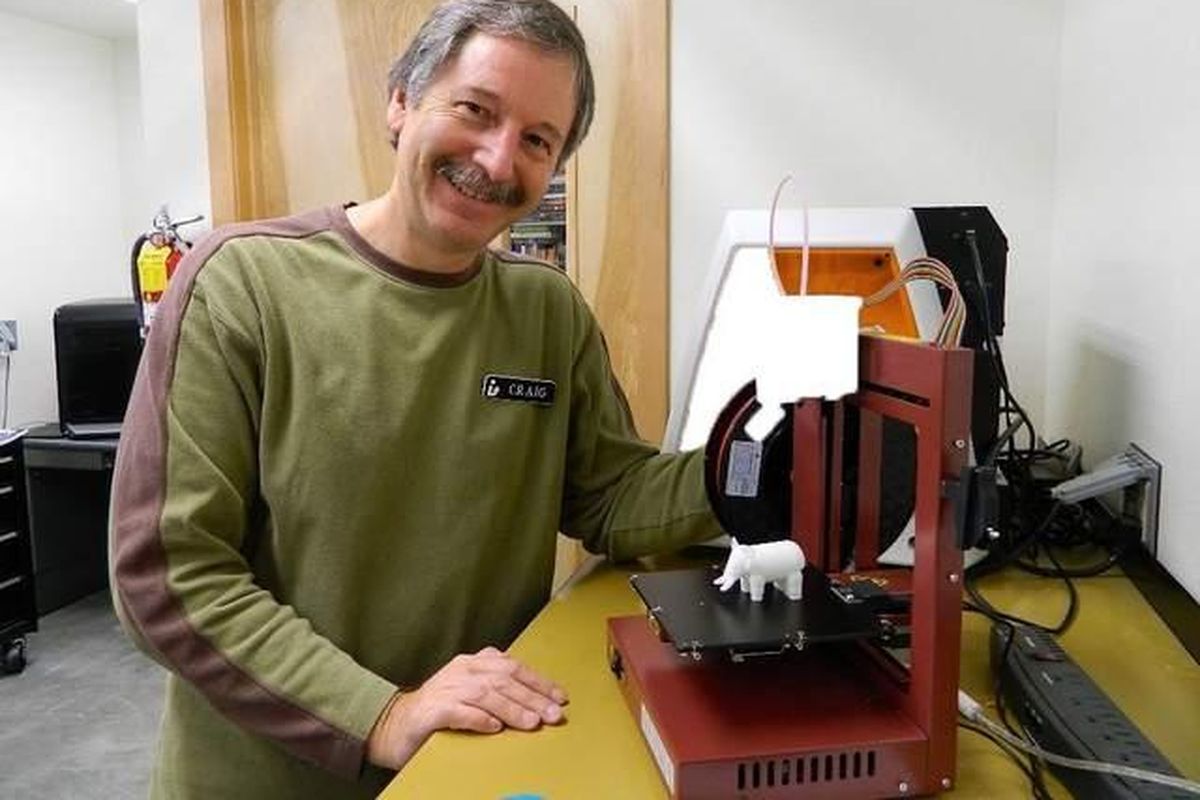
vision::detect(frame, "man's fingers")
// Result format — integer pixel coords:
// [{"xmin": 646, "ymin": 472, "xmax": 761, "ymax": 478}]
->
[
  {"xmin": 507, "ymin": 661, "xmax": 569, "ymax": 706},
  {"xmin": 465, "ymin": 686, "xmax": 545, "ymax": 731},
  {"xmin": 442, "ymin": 703, "xmax": 504, "ymax": 735},
  {"xmin": 494, "ymin": 679, "xmax": 565, "ymax": 724},
  {"xmin": 469, "ymin": 653, "xmax": 569, "ymax": 706}
]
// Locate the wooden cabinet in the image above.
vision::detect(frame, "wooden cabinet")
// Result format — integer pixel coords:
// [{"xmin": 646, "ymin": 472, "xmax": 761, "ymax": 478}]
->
[{"xmin": 0, "ymin": 436, "xmax": 36, "ymax": 674}]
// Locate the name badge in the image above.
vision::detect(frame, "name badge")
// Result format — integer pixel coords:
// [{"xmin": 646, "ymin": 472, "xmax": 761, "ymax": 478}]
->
[{"xmin": 481, "ymin": 374, "xmax": 557, "ymax": 406}]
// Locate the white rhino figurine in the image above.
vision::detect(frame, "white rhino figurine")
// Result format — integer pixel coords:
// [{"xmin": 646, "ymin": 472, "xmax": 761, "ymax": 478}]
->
[{"xmin": 713, "ymin": 538, "xmax": 806, "ymax": 602}]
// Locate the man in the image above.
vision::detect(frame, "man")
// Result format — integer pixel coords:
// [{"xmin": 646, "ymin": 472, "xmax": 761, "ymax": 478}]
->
[{"xmin": 110, "ymin": 1, "xmax": 719, "ymax": 796}]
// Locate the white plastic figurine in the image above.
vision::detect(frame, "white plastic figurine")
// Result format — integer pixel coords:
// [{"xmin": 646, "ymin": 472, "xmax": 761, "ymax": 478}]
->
[{"xmin": 713, "ymin": 538, "xmax": 806, "ymax": 602}]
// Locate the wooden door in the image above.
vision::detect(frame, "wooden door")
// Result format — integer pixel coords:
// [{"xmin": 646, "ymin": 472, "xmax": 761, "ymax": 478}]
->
[
  {"xmin": 201, "ymin": 0, "xmax": 441, "ymax": 222},
  {"xmin": 200, "ymin": 0, "xmax": 668, "ymax": 586}
]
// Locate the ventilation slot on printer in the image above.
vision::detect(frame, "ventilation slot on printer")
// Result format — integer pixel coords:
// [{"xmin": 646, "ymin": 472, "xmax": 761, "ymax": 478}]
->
[{"xmin": 736, "ymin": 748, "xmax": 878, "ymax": 791}]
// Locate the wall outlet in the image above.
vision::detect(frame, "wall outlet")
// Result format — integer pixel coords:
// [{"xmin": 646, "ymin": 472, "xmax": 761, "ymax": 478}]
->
[{"xmin": 0, "ymin": 320, "xmax": 16, "ymax": 353}]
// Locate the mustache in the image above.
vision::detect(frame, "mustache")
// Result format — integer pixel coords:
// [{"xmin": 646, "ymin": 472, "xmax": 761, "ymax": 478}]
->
[{"xmin": 435, "ymin": 159, "xmax": 525, "ymax": 207}]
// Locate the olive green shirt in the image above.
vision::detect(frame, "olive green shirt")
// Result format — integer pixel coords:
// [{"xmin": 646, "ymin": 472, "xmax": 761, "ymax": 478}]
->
[{"xmin": 109, "ymin": 206, "xmax": 718, "ymax": 798}]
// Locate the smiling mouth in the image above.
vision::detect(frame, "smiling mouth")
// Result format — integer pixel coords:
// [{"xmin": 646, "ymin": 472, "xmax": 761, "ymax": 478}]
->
[{"xmin": 436, "ymin": 159, "xmax": 525, "ymax": 207}]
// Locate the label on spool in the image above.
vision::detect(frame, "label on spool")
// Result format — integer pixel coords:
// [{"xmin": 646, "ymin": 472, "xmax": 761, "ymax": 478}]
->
[{"xmin": 726, "ymin": 439, "xmax": 763, "ymax": 497}]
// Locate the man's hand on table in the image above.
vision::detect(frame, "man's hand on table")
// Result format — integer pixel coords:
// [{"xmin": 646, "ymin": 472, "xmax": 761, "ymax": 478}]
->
[{"xmin": 366, "ymin": 646, "xmax": 569, "ymax": 771}]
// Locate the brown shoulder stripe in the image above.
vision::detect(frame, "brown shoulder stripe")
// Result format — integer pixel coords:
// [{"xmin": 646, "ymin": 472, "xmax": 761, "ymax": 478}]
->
[{"xmin": 110, "ymin": 206, "xmax": 365, "ymax": 777}]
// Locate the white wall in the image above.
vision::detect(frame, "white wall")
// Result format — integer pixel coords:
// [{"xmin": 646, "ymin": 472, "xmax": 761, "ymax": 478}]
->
[
  {"xmin": 114, "ymin": 36, "xmax": 147, "ymax": 246},
  {"xmin": 0, "ymin": 12, "xmax": 135, "ymax": 425},
  {"xmin": 1047, "ymin": 0, "xmax": 1200, "ymax": 598},
  {"xmin": 135, "ymin": 0, "xmax": 211, "ymax": 233},
  {"xmin": 0, "ymin": 0, "xmax": 209, "ymax": 428},
  {"xmin": 671, "ymin": 0, "xmax": 1064, "ymax": 434}
]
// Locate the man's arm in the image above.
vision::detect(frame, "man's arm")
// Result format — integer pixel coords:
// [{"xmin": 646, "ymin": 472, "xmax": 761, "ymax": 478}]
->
[
  {"xmin": 110, "ymin": 250, "xmax": 399, "ymax": 779},
  {"xmin": 559, "ymin": 316, "xmax": 722, "ymax": 558}
]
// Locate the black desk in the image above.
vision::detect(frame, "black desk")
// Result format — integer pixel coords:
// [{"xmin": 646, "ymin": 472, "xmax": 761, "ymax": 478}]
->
[{"xmin": 21, "ymin": 423, "xmax": 119, "ymax": 615}]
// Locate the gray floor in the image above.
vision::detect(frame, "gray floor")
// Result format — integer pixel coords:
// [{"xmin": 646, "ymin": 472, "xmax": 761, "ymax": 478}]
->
[{"xmin": 0, "ymin": 592, "xmax": 164, "ymax": 799}]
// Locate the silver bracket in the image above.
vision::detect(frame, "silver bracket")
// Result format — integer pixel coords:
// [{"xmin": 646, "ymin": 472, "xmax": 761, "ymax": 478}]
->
[{"xmin": 1050, "ymin": 443, "xmax": 1162, "ymax": 555}]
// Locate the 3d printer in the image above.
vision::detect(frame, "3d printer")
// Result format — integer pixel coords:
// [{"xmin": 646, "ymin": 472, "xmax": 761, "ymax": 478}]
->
[{"xmin": 607, "ymin": 207, "xmax": 1006, "ymax": 799}]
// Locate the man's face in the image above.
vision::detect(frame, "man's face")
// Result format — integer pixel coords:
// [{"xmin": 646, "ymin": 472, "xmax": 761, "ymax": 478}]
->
[{"xmin": 387, "ymin": 34, "xmax": 576, "ymax": 264}]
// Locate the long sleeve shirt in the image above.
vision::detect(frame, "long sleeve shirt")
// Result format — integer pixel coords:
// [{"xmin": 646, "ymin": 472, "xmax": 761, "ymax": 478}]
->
[{"xmin": 109, "ymin": 205, "xmax": 720, "ymax": 798}]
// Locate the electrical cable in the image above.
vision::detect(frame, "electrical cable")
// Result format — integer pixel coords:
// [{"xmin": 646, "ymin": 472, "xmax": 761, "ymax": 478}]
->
[
  {"xmin": 978, "ymin": 488, "xmax": 1130, "ymax": 581},
  {"xmin": 960, "ymin": 502, "xmax": 1142, "ymax": 797},
  {"xmin": 1016, "ymin": 546, "xmax": 1126, "ymax": 578},
  {"xmin": 963, "ymin": 230, "xmax": 1042, "ymax": 535},
  {"xmin": 958, "ymin": 721, "xmax": 1054, "ymax": 800},
  {"xmin": 964, "ymin": 518, "xmax": 1181, "ymax": 796},
  {"xmin": 862, "ymin": 256, "xmax": 966, "ymax": 347},
  {"xmin": 962, "ymin": 600, "xmax": 1058, "ymax": 793},
  {"xmin": 970, "ymin": 503, "xmax": 1064, "ymax": 579},
  {"xmin": 958, "ymin": 236, "xmax": 1098, "ymax": 592},
  {"xmin": 950, "ymin": 227, "xmax": 1196, "ymax": 795},
  {"xmin": 985, "ymin": 415, "xmax": 1027, "ymax": 467},
  {"xmin": 964, "ymin": 567, "xmax": 1078, "ymax": 637},
  {"xmin": 959, "ymin": 690, "xmax": 1200, "ymax": 795},
  {"xmin": 965, "ymin": 609, "xmax": 1056, "ymax": 798}
]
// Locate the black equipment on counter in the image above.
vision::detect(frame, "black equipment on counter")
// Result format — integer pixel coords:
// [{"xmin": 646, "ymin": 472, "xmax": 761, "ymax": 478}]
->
[{"xmin": 53, "ymin": 299, "xmax": 141, "ymax": 439}]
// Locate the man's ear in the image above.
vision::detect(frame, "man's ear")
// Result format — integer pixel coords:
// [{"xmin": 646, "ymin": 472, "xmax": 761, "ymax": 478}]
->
[{"xmin": 386, "ymin": 86, "xmax": 408, "ymax": 141}]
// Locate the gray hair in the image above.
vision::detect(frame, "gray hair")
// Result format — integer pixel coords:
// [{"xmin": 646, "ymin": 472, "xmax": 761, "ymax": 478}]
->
[{"xmin": 387, "ymin": 0, "xmax": 595, "ymax": 167}]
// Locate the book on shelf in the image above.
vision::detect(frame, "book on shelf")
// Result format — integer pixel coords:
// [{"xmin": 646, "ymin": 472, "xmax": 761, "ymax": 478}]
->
[
  {"xmin": 507, "ymin": 170, "xmax": 567, "ymax": 268},
  {"xmin": 510, "ymin": 225, "xmax": 558, "ymax": 242}
]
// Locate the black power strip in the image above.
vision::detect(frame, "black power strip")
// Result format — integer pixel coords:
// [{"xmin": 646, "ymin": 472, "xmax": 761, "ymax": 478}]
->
[{"xmin": 990, "ymin": 623, "xmax": 1190, "ymax": 799}]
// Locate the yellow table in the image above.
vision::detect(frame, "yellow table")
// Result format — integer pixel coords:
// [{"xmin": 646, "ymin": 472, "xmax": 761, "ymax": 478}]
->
[{"xmin": 382, "ymin": 555, "xmax": 1200, "ymax": 799}]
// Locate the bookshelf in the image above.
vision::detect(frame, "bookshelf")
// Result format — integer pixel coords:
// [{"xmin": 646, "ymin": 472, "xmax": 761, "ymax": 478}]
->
[{"xmin": 508, "ymin": 173, "xmax": 567, "ymax": 267}]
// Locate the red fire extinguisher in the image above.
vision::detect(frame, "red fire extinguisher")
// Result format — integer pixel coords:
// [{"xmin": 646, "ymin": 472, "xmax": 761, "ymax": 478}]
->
[{"xmin": 130, "ymin": 207, "xmax": 203, "ymax": 338}]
